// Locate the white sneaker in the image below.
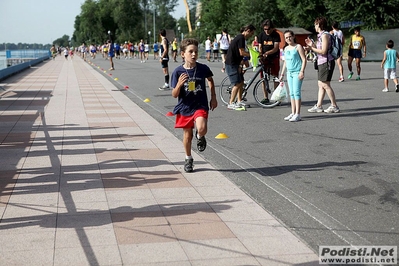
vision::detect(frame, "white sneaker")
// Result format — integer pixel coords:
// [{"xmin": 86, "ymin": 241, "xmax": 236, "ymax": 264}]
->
[
  {"xmin": 289, "ymin": 114, "xmax": 301, "ymax": 122},
  {"xmin": 284, "ymin": 113, "xmax": 294, "ymax": 121},
  {"xmin": 227, "ymin": 103, "xmax": 237, "ymax": 110},
  {"xmin": 308, "ymin": 104, "xmax": 323, "ymax": 113},
  {"xmin": 159, "ymin": 84, "xmax": 170, "ymax": 90},
  {"xmin": 227, "ymin": 103, "xmax": 246, "ymax": 111},
  {"xmin": 236, "ymin": 101, "xmax": 247, "ymax": 107},
  {"xmin": 382, "ymin": 88, "xmax": 389, "ymax": 92},
  {"xmin": 324, "ymin": 105, "xmax": 340, "ymax": 113}
]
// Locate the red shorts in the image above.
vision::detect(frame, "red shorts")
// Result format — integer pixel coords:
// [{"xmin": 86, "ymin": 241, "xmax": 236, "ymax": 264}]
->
[
  {"xmin": 261, "ymin": 56, "xmax": 280, "ymax": 77},
  {"xmin": 175, "ymin": 109, "xmax": 208, "ymax": 129}
]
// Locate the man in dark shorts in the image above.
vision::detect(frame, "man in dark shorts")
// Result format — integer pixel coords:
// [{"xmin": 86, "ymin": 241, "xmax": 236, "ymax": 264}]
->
[
  {"xmin": 225, "ymin": 24, "xmax": 256, "ymax": 110},
  {"xmin": 159, "ymin": 29, "xmax": 170, "ymax": 90},
  {"xmin": 258, "ymin": 19, "xmax": 281, "ymax": 103}
]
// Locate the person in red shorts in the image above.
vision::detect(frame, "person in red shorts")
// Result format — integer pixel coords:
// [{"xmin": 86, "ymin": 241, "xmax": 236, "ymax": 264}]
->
[{"xmin": 171, "ymin": 38, "xmax": 218, "ymax": 173}]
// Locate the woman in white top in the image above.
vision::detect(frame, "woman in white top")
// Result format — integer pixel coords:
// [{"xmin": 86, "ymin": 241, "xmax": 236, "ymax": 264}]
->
[
  {"xmin": 331, "ymin": 21, "xmax": 345, "ymax": 82},
  {"xmin": 219, "ymin": 28, "xmax": 231, "ymax": 72}
]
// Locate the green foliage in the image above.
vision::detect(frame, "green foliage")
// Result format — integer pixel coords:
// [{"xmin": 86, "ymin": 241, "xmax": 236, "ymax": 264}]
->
[
  {"xmin": 112, "ymin": 0, "xmax": 143, "ymax": 42},
  {"xmin": 53, "ymin": 35, "xmax": 71, "ymax": 47},
  {"xmin": 276, "ymin": 0, "xmax": 327, "ymax": 28},
  {"xmin": 71, "ymin": 0, "xmax": 179, "ymax": 45},
  {"xmin": 325, "ymin": 0, "xmax": 399, "ymax": 30},
  {"xmin": 198, "ymin": 0, "xmax": 399, "ymax": 41}
]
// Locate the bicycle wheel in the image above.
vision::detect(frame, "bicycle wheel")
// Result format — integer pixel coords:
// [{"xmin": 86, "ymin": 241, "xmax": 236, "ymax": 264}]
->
[
  {"xmin": 253, "ymin": 79, "xmax": 280, "ymax": 108},
  {"xmin": 219, "ymin": 76, "xmax": 232, "ymax": 105}
]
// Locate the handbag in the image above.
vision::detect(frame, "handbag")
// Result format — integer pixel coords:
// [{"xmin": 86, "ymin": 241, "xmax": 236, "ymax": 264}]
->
[{"xmin": 271, "ymin": 81, "xmax": 288, "ymax": 102}]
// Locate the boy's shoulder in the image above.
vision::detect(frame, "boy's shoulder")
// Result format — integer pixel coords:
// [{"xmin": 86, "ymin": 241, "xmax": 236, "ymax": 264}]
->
[{"xmin": 197, "ymin": 62, "xmax": 213, "ymax": 72}]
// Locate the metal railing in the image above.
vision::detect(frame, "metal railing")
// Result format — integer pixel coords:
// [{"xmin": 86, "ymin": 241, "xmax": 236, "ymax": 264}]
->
[{"xmin": 0, "ymin": 50, "xmax": 51, "ymax": 81}]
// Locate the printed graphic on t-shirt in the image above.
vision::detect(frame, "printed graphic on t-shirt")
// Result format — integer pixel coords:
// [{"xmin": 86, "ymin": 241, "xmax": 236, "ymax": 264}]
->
[{"xmin": 184, "ymin": 78, "xmax": 202, "ymax": 95}]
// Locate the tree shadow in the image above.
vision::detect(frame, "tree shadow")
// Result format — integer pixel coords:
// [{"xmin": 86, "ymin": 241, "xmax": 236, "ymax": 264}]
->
[{"xmin": 219, "ymin": 160, "xmax": 367, "ymax": 177}]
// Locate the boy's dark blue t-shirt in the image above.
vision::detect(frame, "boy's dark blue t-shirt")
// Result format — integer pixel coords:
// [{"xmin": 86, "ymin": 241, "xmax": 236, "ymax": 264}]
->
[{"xmin": 171, "ymin": 62, "xmax": 213, "ymax": 116}]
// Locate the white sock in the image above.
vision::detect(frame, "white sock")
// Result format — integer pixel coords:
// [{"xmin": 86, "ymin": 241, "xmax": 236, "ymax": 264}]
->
[{"xmin": 185, "ymin": 155, "xmax": 192, "ymax": 160}]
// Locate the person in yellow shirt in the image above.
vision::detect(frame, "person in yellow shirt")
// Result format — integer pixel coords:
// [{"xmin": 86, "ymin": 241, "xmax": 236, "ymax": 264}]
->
[
  {"xmin": 347, "ymin": 27, "xmax": 366, "ymax": 80},
  {"xmin": 172, "ymin": 38, "xmax": 178, "ymax": 62}
]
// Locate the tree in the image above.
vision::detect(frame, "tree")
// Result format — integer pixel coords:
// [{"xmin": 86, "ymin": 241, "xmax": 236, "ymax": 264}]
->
[
  {"xmin": 76, "ymin": 0, "xmax": 104, "ymax": 44},
  {"xmin": 325, "ymin": 0, "xmax": 399, "ymax": 30},
  {"xmin": 276, "ymin": 0, "xmax": 326, "ymax": 29},
  {"xmin": 199, "ymin": 0, "xmax": 291, "ymax": 41},
  {"xmin": 152, "ymin": 0, "xmax": 178, "ymax": 30},
  {"xmin": 112, "ymin": 0, "xmax": 143, "ymax": 42},
  {"xmin": 53, "ymin": 35, "xmax": 70, "ymax": 47}
]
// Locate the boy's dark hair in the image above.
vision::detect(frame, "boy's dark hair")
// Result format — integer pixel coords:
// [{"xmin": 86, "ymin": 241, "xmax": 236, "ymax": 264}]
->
[
  {"xmin": 387, "ymin": 39, "xmax": 394, "ymax": 48},
  {"xmin": 262, "ymin": 19, "xmax": 274, "ymax": 29},
  {"xmin": 354, "ymin": 26, "xmax": 361, "ymax": 32},
  {"xmin": 180, "ymin": 38, "xmax": 198, "ymax": 52},
  {"xmin": 332, "ymin": 21, "xmax": 339, "ymax": 29},
  {"xmin": 159, "ymin": 29, "xmax": 166, "ymax": 37},
  {"xmin": 314, "ymin": 17, "xmax": 328, "ymax": 30}
]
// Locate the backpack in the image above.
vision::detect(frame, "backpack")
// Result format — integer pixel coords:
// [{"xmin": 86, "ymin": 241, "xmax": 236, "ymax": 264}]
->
[{"xmin": 325, "ymin": 32, "xmax": 343, "ymax": 60}]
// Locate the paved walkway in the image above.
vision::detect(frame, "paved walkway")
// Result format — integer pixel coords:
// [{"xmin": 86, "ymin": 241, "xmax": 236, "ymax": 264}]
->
[{"xmin": 0, "ymin": 56, "xmax": 319, "ymax": 265}]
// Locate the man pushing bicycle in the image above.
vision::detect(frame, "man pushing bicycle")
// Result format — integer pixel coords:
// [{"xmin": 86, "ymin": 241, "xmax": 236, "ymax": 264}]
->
[{"xmin": 258, "ymin": 19, "xmax": 281, "ymax": 104}]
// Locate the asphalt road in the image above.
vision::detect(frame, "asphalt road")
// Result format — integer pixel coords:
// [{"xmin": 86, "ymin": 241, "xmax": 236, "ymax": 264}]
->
[{"xmin": 86, "ymin": 53, "xmax": 399, "ymax": 255}]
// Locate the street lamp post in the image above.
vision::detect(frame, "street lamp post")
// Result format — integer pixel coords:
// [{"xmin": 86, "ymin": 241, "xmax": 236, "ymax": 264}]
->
[
  {"xmin": 108, "ymin": 30, "xmax": 112, "ymax": 43},
  {"xmin": 153, "ymin": 8, "xmax": 156, "ymax": 44},
  {"xmin": 148, "ymin": 31, "xmax": 151, "ymax": 45}
]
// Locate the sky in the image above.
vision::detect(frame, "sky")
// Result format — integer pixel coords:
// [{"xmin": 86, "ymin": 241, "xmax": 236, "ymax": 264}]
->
[{"xmin": 0, "ymin": 0, "xmax": 186, "ymax": 45}]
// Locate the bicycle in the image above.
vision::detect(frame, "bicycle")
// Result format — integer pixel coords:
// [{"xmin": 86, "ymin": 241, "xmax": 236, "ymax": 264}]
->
[{"xmin": 219, "ymin": 58, "xmax": 281, "ymax": 108}]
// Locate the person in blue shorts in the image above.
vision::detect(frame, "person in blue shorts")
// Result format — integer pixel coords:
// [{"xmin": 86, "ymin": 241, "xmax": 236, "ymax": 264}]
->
[
  {"xmin": 153, "ymin": 42, "xmax": 159, "ymax": 60},
  {"xmin": 107, "ymin": 39, "xmax": 115, "ymax": 70},
  {"xmin": 170, "ymin": 38, "xmax": 217, "ymax": 172},
  {"xmin": 225, "ymin": 24, "xmax": 256, "ymax": 110},
  {"xmin": 381, "ymin": 40, "xmax": 399, "ymax": 92}
]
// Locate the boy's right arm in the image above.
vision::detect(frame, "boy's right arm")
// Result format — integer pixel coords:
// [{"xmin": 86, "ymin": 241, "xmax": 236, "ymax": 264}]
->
[
  {"xmin": 172, "ymin": 73, "xmax": 188, "ymax": 98},
  {"xmin": 381, "ymin": 51, "xmax": 387, "ymax": 68}
]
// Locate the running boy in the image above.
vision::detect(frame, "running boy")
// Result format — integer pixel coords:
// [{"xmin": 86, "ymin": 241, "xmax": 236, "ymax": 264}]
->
[
  {"xmin": 381, "ymin": 40, "xmax": 399, "ymax": 92},
  {"xmin": 170, "ymin": 38, "xmax": 218, "ymax": 172}
]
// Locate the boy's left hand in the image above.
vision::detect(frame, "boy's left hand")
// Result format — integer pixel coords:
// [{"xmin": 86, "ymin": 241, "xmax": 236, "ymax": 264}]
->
[{"xmin": 209, "ymin": 98, "xmax": 218, "ymax": 111}]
